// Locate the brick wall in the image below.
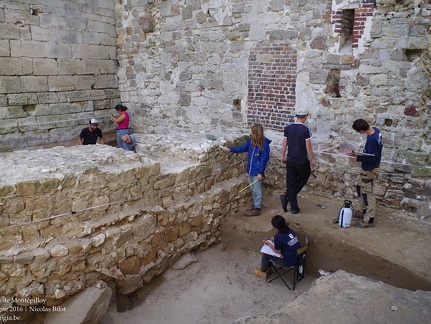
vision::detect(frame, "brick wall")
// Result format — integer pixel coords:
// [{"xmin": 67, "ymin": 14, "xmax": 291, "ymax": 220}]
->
[
  {"xmin": 331, "ymin": 0, "xmax": 376, "ymax": 49},
  {"xmin": 353, "ymin": 1, "xmax": 376, "ymax": 49},
  {"xmin": 247, "ymin": 42, "xmax": 297, "ymax": 130}
]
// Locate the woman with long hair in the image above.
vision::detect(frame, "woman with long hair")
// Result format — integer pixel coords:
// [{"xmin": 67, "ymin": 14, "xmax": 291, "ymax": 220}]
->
[
  {"xmin": 109, "ymin": 104, "xmax": 130, "ymax": 149},
  {"xmin": 254, "ymin": 215, "xmax": 302, "ymax": 279},
  {"xmin": 221, "ymin": 124, "xmax": 271, "ymax": 216}
]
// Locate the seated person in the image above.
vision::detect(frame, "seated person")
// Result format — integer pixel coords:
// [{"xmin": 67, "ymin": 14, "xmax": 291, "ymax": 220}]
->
[
  {"xmin": 78, "ymin": 118, "xmax": 104, "ymax": 145},
  {"xmin": 120, "ymin": 133, "xmax": 138, "ymax": 152},
  {"xmin": 254, "ymin": 215, "xmax": 302, "ymax": 279}
]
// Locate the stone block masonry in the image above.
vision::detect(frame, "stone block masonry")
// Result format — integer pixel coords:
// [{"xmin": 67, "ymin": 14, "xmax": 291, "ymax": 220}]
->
[
  {"xmin": 0, "ymin": 139, "xmax": 250, "ymax": 305},
  {"xmin": 0, "ymin": 0, "xmax": 120, "ymax": 150}
]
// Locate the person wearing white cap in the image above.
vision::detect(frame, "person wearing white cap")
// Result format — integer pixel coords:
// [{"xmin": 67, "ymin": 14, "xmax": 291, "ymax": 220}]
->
[
  {"xmin": 280, "ymin": 109, "xmax": 315, "ymax": 214},
  {"xmin": 78, "ymin": 118, "xmax": 104, "ymax": 145}
]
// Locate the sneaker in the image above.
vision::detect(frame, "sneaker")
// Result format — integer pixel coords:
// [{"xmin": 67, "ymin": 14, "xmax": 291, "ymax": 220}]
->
[
  {"xmin": 291, "ymin": 207, "xmax": 300, "ymax": 214},
  {"xmin": 254, "ymin": 268, "xmax": 268, "ymax": 279},
  {"xmin": 245, "ymin": 208, "xmax": 261, "ymax": 217},
  {"xmin": 354, "ymin": 220, "xmax": 374, "ymax": 228},
  {"xmin": 279, "ymin": 194, "xmax": 289, "ymax": 212}
]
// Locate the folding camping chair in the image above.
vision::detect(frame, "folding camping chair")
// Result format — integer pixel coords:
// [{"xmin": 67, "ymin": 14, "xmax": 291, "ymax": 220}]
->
[{"xmin": 266, "ymin": 237, "xmax": 309, "ymax": 290}]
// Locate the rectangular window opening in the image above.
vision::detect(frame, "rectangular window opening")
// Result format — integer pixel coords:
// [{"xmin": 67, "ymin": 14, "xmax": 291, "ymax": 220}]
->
[{"xmin": 339, "ymin": 9, "xmax": 355, "ymax": 53}]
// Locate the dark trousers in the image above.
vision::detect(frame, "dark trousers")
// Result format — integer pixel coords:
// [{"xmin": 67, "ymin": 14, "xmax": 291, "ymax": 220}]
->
[
  {"xmin": 261, "ymin": 254, "xmax": 293, "ymax": 272},
  {"xmin": 261, "ymin": 253, "xmax": 302, "ymax": 272},
  {"xmin": 285, "ymin": 161, "xmax": 311, "ymax": 209}
]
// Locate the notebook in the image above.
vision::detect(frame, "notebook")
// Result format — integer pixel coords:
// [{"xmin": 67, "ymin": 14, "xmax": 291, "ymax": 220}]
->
[{"xmin": 260, "ymin": 241, "xmax": 281, "ymax": 258}]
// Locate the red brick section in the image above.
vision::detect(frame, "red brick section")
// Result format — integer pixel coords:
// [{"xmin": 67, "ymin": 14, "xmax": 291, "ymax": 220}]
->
[
  {"xmin": 323, "ymin": 0, "xmax": 333, "ymax": 23},
  {"xmin": 247, "ymin": 42, "xmax": 297, "ymax": 131},
  {"xmin": 331, "ymin": 0, "xmax": 376, "ymax": 49}
]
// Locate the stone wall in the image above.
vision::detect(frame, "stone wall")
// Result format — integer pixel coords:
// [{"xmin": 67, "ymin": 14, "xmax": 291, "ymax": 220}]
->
[
  {"xmin": 116, "ymin": 0, "xmax": 431, "ymax": 219},
  {"xmin": 1, "ymin": 0, "xmax": 430, "ymax": 318},
  {"xmin": 0, "ymin": 141, "xmax": 250, "ymax": 305},
  {"xmin": 1, "ymin": 0, "xmax": 430, "ymax": 217},
  {"xmin": 0, "ymin": 0, "xmax": 120, "ymax": 150}
]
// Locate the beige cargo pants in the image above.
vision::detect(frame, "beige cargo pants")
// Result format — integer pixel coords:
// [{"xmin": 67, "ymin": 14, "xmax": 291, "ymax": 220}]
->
[{"xmin": 358, "ymin": 168, "xmax": 378, "ymax": 223}]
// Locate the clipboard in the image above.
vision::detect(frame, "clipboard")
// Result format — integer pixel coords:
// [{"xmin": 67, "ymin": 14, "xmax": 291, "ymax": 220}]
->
[{"xmin": 260, "ymin": 241, "xmax": 281, "ymax": 258}]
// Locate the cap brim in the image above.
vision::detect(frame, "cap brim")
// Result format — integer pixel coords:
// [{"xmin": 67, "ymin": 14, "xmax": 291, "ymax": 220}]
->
[{"xmin": 295, "ymin": 114, "xmax": 307, "ymax": 118}]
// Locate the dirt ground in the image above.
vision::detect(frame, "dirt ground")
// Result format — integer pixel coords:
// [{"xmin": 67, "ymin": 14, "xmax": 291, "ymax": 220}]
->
[{"xmin": 101, "ymin": 189, "xmax": 431, "ymax": 324}]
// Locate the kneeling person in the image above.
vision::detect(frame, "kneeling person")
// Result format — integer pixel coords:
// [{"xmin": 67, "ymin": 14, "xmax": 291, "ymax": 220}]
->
[{"xmin": 120, "ymin": 133, "xmax": 138, "ymax": 152}]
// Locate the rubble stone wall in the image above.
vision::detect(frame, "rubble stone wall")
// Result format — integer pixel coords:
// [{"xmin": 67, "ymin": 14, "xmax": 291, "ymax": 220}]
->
[
  {"xmin": 115, "ymin": 0, "xmax": 431, "ymax": 219},
  {"xmin": 0, "ymin": 143, "xmax": 249, "ymax": 305}
]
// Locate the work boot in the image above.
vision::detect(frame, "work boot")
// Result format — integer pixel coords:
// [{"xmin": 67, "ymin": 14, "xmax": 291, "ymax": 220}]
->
[
  {"xmin": 245, "ymin": 208, "xmax": 261, "ymax": 217},
  {"xmin": 246, "ymin": 204, "xmax": 255, "ymax": 211},
  {"xmin": 279, "ymin": 194, "xmax": 289, "ymax": 212},
  {"xmin": 354, "ymin": 220, "xmax": 374, "ymax": 228},
  {"xmin": 351, "ymin": 210, "xmax": 365, "ymax": 221},
  {"xmin": 254, "ymin": 268, "xmax": 268, "ymax": 279},
  {"xmin": 257, "ymin": 266, "xmax": 272, "ymax": 275},
  {"xmin": 291, "ymin": 207, "xmax": 300, "ymax": 215}
]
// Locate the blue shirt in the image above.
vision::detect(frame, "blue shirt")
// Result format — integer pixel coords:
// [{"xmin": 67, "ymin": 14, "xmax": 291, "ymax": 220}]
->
[
  {"xmin": 229, "ymin": 137, "xmax": 272, "ymax": 176},
  {"xmin": 357, "ymin": 127, "xmax": 383, "ymax": 171},
  {"xmin": 273, "ymin": 228, "xmax": 302, "ymax": 266},
  {"xmin": 123, "ymin": 133, "xmax": 138, "ymax": 152},
  {"xmin": 284, "ymin": 122, "xmax": 312, "ymax": 163}
]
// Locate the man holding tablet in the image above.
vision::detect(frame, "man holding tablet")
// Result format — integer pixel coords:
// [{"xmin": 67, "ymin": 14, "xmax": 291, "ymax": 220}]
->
[{"xmin": 347, "ymin": 119, "xmax": 383, "ymax": 228}]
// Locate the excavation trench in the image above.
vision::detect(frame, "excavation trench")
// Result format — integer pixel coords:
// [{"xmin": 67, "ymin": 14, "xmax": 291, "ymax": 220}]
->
[
  {"xmin": 4, "ymin": 138, "xmax": 430, "ymax": 324},
  {"xmin": 221, "ymin": 192, "xmax": 431, "ymax": 292},
  {"xmin": 103, "ymin": 190, "xmax": 431, "ymax": 323}
]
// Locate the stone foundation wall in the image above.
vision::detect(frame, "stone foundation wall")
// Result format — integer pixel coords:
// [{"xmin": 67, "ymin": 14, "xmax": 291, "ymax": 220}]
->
[
  {"xmin": 0, "ymin": 142, "xmax": 249, "ymax": 305},
  {"xmin": 0, "ymin": 128, "xmax": 430, "ymax": 312}
]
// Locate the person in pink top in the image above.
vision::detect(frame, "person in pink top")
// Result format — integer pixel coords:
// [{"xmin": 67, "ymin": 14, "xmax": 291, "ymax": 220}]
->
[{"xmin": 109, "ymin": 104, "xmax": 130, "ymax": 149}]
